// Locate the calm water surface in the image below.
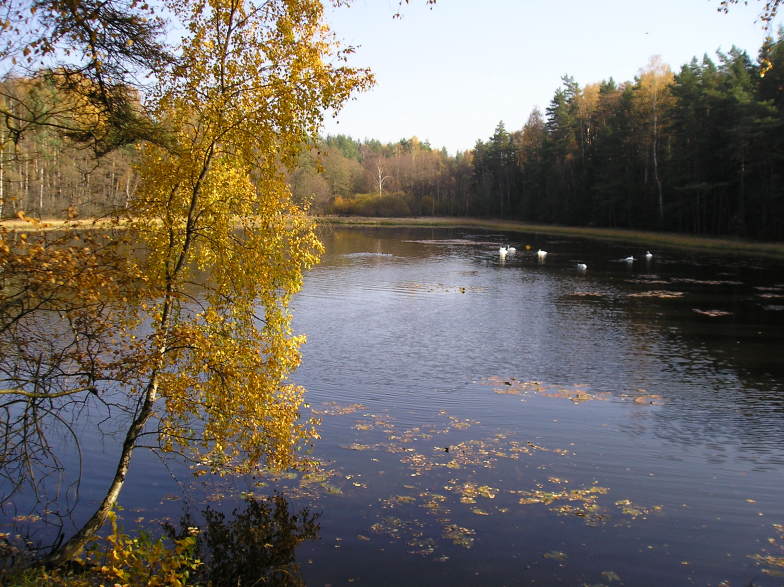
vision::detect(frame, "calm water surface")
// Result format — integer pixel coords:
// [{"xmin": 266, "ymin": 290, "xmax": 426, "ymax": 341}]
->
[
  {"xmin": 5, "ymin": 225, "xmax": 784, "ymax": 586},
  {"xmin": 289, "ymin": 226, "xmax": 784, "ymax": 586}
]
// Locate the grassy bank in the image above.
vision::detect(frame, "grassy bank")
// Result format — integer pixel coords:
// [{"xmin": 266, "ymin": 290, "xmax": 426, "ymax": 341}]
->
[{"xmin": 317, "ymin": 216, "xmax": 784, "ymax": 260}]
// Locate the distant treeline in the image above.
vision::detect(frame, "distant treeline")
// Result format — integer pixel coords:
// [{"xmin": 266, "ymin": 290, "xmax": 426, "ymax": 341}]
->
[{"xmin": 2, "ymin": 33, "xmax": 783, "ymax": 240}]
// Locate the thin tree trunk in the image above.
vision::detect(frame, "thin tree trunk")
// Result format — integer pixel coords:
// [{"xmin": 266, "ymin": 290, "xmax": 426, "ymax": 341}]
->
[
  {"xmin": 45, "ymin": 373, "xmax": 162, "ymax": 565},
  {"xmin": 652, "ymin": 91, "xmax": 663, "ymax": 222},
  {"xmin": 0, "ymin": 131, "xmax": 4, "ymax": 218},
  {"xmin": 39, "ymin": 164, "xmax": 44, "ymax": 214},
  {"xmin": 47, "ymin": 143, "xmax": 215, "ymax": 566}
]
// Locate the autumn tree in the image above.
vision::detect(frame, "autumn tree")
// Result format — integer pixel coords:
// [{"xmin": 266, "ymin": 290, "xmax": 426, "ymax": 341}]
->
[
  {"xmin": 1, "ymin": 0, "xmax": 370, "ymax": 566},
  {"xmin": 632, "ymin": 56, "xmax": 674, "ymax": 223}
]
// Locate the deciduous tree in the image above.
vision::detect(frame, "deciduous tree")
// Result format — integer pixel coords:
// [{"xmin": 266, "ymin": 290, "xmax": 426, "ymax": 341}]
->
[{"xmin": 1, "ymin": 0, "xmax": 370, "ymax": 566}]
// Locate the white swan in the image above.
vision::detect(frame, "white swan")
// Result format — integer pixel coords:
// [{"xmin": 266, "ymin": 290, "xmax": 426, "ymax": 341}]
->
[
  {"xmin": 623, "ymin": 255, "xmax": 635, "ymax": 263},
  {"xmin": 499, "ymin": 246, "xmax": 508, "ymax": 257},
  {"xmin": 537, "ymin": 249, "xmax": 547, "ymax": 258},
  {"xmin": 577, "ymin": 263, "xmax": 587, "ymax": 271},
  {"xmin": 507, "ymin": 246, "xmax": 516, "ymax": 253},
  {"xmin": 645, "ymin": 250, "xmax": 653, "ymax": 260}
]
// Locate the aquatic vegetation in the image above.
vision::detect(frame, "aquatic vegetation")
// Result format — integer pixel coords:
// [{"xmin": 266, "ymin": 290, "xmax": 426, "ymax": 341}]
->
[
  {"xmin": 441, "ymin": 524, "xmax": 476, "ymax": 549},
  {"xmin": 627, "ymin": 290, "xmax": 685, "ymax": 298},
  {"xmin": 443, "ymin": 480, "xmax": 498, "ymax": 504},
  {"xmin": 568, "ymin": 291, "xmax": 609, "ymax": 298},
  {"xmin": 670, "ymin": 277, "xmax": 743, "ymax": 286},
  {"xmin": 614, "ymin": 499, "xmax": 663, "ymax": 519},
  {"xmin": 750, "ymin": 523, "xmax": 784, "ymax": 577},
  {"xmin": 514, "ymin": 483, "xmax": 609, "ymax": 506},
  {"xmin": 625, "ymin": 278, "xmax": 670, "ymax": 285},
  {"xmin": 185, "ymin": 400, "xmax": 690, "ymax": 573},
  {"xmin": 480, "ymin": 377, "xmax": 610, "ymax": 404},
  {"xmin": 692, "ymin": 309, "xmax": 733, "ymax": 317},
  {"xmin": 311, "ymin": 402, "xmax": 367, "ymax": 416}
]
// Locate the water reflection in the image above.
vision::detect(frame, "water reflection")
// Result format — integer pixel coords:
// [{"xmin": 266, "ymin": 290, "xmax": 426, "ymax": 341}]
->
[{"xmin": 164, "ymin": 495, "xmax": 319, "ymax": 587}]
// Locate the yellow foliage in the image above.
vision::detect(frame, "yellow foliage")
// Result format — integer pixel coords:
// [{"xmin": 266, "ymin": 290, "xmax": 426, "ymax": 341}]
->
[
  {"xmin": 121, "ymin": 0, "xmax": 372, "ymax": 473},
  {"xmin": 1, "ymin": 0, "xmax": 371, "ymax": 563}
]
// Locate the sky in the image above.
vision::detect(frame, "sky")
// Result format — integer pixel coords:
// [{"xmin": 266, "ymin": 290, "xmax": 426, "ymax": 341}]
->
[{"xmin": 322, "ymin": 0, "xmax": 783, "ymax": 154}]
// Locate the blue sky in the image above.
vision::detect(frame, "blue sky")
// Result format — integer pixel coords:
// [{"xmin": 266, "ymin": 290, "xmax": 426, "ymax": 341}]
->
[{"xmin": 322, "ymin": 0, "xmax": 782, "ymax": 154}]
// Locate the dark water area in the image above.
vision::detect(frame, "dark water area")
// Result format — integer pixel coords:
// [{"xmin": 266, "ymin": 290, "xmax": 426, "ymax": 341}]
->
[{"xmin": 3, "ymin": 225, "xmax": 784, "ymax": 585}]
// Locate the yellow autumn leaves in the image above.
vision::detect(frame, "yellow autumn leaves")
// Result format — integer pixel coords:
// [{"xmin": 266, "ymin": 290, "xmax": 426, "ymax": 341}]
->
[
  {"xmin": 2, "ymin": 0, "xmax": 371, "ymax": 483},
  {"xmin": 119, "ymin": 0, "xmax": 371, "ymax": 473}
]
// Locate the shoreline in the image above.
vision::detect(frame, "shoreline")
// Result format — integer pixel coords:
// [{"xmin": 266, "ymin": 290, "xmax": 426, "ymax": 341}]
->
[
  {"xmin": 316, "ymin": 216, "xmax": 784, "ymax": 260},
  {"xmin": 3, "ymin": 214, "xmax": 783, "ymax": 259}
]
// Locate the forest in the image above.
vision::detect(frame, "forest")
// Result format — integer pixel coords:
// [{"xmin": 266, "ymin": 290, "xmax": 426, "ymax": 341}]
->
[{"xmin": 1, "ymin": 33, "xmax": 783, "ymax": 240}]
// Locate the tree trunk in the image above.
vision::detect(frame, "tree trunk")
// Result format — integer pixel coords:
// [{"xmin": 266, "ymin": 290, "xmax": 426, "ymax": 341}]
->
[
  {"xmin": 45, "ymin": 374, "xmax": 161, "ymax": 565},
  {"xmin": 47, "ymin": 143, "xmax": 214, "ymax": 565}
]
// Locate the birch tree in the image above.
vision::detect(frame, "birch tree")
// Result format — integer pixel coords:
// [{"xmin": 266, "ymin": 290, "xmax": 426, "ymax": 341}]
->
[{"xmin": 1, "ymin": 0, "xmax": 370, "ymax": 565}]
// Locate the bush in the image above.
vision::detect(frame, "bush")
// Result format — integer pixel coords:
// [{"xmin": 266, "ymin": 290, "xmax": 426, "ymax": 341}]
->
[
  {"xmin": 329, "ymin": 192, "xmax": 413, "ymax": 216},
  {"xmin": 0, "ymin": 510, "xmax": 199, "ymax": 587}
]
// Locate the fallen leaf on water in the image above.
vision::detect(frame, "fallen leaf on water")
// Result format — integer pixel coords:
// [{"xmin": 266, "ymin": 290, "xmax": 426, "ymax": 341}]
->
[
  {"xmin": 615, "ymin": 499, "xmax": 662, "ymax": 518},
  {"xmin": 320, "ymin": 483, "xmax": 343, "ymax": 495},
  {"xmin": 442, "ymin": 524, "xmax": 476, "ymax": 549},
  {"xmin": 601, "ymin": 570, "xmax": 621, "ymax": 582},
  {"xmin": 543, "ymin": 550, "xmax": 568, "ymax": 561},
  {"xmin": 311, "ymin": 402, "xmax": 367, "ymax": 416},
  {"xmin": 627, "ymin": 290, "xmax": 684, "ymax": 299},
  {"xmin": 672, "ymin": 277, "xmax": 742, "ymax": 286},
  {"xmin": 407, "ymin": 537, "xmax": 437, "ymax": 556},
  {"xmin": 344, "ymin": 443, "xmax": 374, "ymax": 451},
  {"xmin": 568, "ymin": 291, "xmax": 608, "ymax": 297},
  {"xmin": 750, "ymin": 523, "xmax": 784, "ymax": 576},
  {"xmin": 692, "ymin": 308, "xmax": 733, "ymax": 317}
]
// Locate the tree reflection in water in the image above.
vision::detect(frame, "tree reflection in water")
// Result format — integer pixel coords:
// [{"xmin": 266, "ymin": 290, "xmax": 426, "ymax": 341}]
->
[{"xmin": 165, "ymin": 494, "xmax": 319, "ymax": 586}]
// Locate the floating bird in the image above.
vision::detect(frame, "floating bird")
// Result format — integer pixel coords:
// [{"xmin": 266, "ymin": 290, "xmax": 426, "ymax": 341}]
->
[
  {"xmin": 577, "ymin": 263, "xmax": 587, "ymax": 272},
  {"xmin": 623, "ymin": 256, "xmax": 635, "ymax": 263},
  {"xmin": 499, "ymin": 246, "xmax": 508, "ymax": 256},
  {"xmin": 537, "ymin": 249, "xmax": 547, "ymax": 258},
  {"xmin": 507, "ymin": 246, "xmax": 516, "ymax": 253},
  {"xmin": 645, "ymin": 250, "xmax": 653, "ymax": 261}
]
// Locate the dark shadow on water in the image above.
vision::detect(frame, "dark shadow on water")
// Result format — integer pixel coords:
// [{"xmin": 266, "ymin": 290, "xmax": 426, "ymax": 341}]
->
[{"xmin": 164, "ymin": 494, "xmax": 320, "ymax": 586}]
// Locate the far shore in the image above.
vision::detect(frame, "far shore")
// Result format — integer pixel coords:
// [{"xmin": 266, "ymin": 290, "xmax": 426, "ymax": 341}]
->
[
  {"xmin": 0, "ymin": 216, "xmax": 124, "ymax": 231},
  {"xmin": 317, "ymin": 215, "xmax": 784, "ymax": 260},
  {"xmin": 3, "ymin": 214, "xmax": 783, "ymax": 260}
]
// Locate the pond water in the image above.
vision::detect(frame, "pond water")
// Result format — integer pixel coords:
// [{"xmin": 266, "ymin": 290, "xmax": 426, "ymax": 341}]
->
[{"xmin": 4, "ymin": 225, "xmax": 784, "ymax": 585}]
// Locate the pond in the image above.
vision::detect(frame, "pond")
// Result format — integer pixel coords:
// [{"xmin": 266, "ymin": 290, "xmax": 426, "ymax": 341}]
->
[{"xmin": 4, "ymin": 225, "xmax": 784, "ymax": 585}]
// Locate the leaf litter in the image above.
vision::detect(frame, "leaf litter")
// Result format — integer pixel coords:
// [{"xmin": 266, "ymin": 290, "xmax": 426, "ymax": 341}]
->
[{"xmin": 237, "ymin": 400, "xmax": 668, "ymax": 565}]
